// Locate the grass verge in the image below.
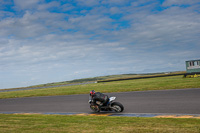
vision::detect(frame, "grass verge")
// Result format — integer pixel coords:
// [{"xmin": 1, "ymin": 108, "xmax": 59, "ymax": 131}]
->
[
  {"xmin": 0, "ymin": 114, "xmax": 200, "ymax": 133},
  {"xmin": 0, "ymin": 75, "xmax": 200, "ymax": 99}
]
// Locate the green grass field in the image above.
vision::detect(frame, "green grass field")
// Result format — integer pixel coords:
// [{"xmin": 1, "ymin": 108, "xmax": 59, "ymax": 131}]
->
[
  {"xmin": 0, "ymin": 75, "xmax": 200, "ymax": 99},
  {"xmin": 1, "ymin": 71, "xmax": 185, "ymax": 91},
  {"xmin": 1, "ymin": 75, "xmax": 200, "ymax": 132},
  {"xmin": 0, "ymin": 114, "xmax": 200, "ymax": 133}
]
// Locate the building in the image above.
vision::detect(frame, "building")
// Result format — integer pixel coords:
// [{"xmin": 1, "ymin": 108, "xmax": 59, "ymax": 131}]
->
[{"xmin": 185, "ymin": 59, "xmax": 200, "ymax": 73}]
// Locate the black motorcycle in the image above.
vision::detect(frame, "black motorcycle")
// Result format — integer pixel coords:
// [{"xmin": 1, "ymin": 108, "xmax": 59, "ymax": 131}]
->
[{"xmin": 89, "ymin": 96, "xmax": 124, "ymax": 112}]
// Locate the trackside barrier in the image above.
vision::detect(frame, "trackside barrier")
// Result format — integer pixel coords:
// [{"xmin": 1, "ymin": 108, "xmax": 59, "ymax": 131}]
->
[{"xmin": 97, "ymin": 73, "xmax": 186, "ymax": 83}]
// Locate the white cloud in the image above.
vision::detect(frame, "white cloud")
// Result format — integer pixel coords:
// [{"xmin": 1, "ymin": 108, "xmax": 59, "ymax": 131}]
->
[
  {"xmin": 113, "ymin": 5, "xmax": 200, "ymax": 50},
  {"xmin": 0, "ymin": 0, "xmax": 200, "ymax": 89},
  {"xmin": 75, "ymin": 0, "xmax": 100, "ymax": 7},
  {"xmin": 37, "ymin": 1, "xmax": 60, "ymax": 11},
  {"xmin": 0, "ymin": 10, "xmax": 70, "ymax": 38},
  {"xmin": 61, "ymin": 3, "xmax": 75, "ymax": 11},
  {"xmin": 102, "ymin": 0, "xmax": 129, "ymax": 5},
  {"xmin": 110, "ymin": 7, "xmax": 122, "ymax": 14},
  {"xmin": 68, "ymin": 14, "xmax": 113, "ymax": 31},
  {"xmin": 0, "ymin": 0, "xmax": 12, "ymax": 8},
  {"xmin": 0, "ymin": 11, "xmax": 14, "ymax": 18},
  {"xmin": 162, "ymin": 0, "xmax": 200, "ymax": 7},
  {"xmin": 14, "ymin": 0, "xmax": 41, "ymax": 10}
]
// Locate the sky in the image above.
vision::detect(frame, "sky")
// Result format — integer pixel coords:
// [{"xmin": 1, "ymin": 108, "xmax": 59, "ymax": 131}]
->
[{"xmin": 0, "ymin": 0, "xmax": 200, "ymax": 89}]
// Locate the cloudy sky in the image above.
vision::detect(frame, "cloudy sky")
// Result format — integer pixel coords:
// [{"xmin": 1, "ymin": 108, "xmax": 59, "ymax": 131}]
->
[{"xmin": 0, "ymin": 0, "xmax": 200, "ymax": 89}]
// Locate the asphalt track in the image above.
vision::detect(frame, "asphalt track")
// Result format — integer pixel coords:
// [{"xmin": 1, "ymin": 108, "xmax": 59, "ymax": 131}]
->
[{"xmin": 0, "ymin": 88, "xmax": 200, "ymax": 116}]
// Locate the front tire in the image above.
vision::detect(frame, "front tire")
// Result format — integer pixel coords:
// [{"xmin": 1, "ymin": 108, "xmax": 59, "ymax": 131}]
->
[
  {"xmin": 90, "ymin": 105, "xmax": 100, "ymax": 112},
  {"xmin": 111, "ymin": 102, "xmax": 124, "ymax": 112}
]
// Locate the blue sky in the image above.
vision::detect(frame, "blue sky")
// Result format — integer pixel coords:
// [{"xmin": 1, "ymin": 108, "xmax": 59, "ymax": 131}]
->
[{"xmin": 0, "ymin": 0, "xmax": 200, "ymax": 89}]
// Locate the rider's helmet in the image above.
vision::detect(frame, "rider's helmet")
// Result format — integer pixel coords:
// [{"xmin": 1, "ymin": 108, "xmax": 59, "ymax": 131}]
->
[{"xmin": 90, "ymin": 90, "xmax": 95, "ymax": 96}]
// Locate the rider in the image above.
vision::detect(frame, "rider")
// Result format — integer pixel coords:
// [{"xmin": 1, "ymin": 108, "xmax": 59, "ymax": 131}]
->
[{"xmin": 89, "ymin": 90, "xmax": 109, "ymax": 106}]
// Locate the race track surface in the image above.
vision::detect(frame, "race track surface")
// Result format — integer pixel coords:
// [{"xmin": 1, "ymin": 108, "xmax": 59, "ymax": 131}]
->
[{"xmin": 0, "ymin": 88, "xmax": 200, "ymax": 114}]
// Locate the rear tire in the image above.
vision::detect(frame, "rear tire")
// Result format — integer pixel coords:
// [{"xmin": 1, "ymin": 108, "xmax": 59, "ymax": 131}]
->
[{"xmin": 111, "ymin": 102, "xmax": 124, "ymax": 112}]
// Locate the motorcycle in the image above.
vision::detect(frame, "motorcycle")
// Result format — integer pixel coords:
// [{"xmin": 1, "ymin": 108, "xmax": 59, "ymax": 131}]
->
[{"xmin": 89, "ymin": 97, "xmax": 124, "ymax": 113}]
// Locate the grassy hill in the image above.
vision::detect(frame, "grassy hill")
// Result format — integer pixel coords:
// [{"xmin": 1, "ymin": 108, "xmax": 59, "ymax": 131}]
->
[
  {"xmin": 0, "ymin": 71, "xmax": 200, "ymax": 99},
  {"xmin": 1, "ymin": 71, "xmax": 186, "ymax": 91},
  {"xmin": 27, "ymin": 71, "xmax": 186, "ymax": 87}
]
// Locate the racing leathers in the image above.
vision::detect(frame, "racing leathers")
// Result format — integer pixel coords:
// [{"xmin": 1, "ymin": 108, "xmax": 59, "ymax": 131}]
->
[{"xmin": 89, "ymin": 92, "xmax": 109, "ymax": 107}]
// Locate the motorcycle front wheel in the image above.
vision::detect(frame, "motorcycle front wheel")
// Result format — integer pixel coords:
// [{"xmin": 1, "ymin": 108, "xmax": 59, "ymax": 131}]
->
[
  {"xmin": 90, "ymin": 105, "xmax": 100, "ymax": 112},
  {"xmin": 111, "ymin": 102, "xmax": 124, "ymax": 112}
]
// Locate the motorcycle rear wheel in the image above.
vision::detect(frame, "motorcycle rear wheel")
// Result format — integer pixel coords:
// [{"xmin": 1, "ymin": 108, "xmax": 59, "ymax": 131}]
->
[{"xmin": 111, "ymin": 102, "xmax": 124, "ymax": 112}]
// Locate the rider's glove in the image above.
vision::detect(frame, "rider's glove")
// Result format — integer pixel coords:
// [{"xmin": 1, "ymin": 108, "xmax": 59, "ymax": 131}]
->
[{"xmin": 88, "ymin": 100, "xmax": 92, "ymax": 103}]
